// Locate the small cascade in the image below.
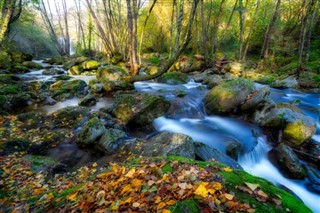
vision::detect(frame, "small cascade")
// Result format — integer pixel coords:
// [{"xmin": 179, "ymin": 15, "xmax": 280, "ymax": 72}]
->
[{"xmin": 238, "ymin": 136, "xmax": 271, "ymax": 166}]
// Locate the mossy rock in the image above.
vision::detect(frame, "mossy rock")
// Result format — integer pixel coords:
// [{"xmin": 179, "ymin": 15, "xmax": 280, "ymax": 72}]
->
[
  {"xmin": 3, "ymin": 138, "xmax": 32, "ymax": 154},
  {"xmin": 22, "ymin": 61, "xmax": 43, "ymax": 69},
  {"xmin": 10, "ymin": 51, "xmax": 33, "ymax": 63},
  {"xmin": 23, "ymin": 155, "xmax": 57, "ymax": 173},
  {"xmin": 111, "ymin": 92, "xmax": 170, "ymax": 127},
  {"xmin": 0, "ymin": 85, "xmax": 20, "ymax": 95},
  {"xmin": 96, "ymin": 65, "xmax": 128, "ymax": 82},
  {"xmin": 56, "ymin": 75, "xmax": 73, "ymax": 81},
  {"xmin": 157, "ymin": 72, "xmax": 190, "ymax": 85},
  {"xmin": 11, "ymin": 64, "xmax": 29, "ymax": 73},
  {"xmin": 68, "ymin": 65, "xmax": 83, "ymax": 75},
  {"xmin": 44, "ymin": 56, "xmax": 65, "ymax": 65},
  {"xmin": 77, "ymin": 117, "xmax": 106, "ymax": 147},
  {"xmin": 205, "ymin": 78, "xmax": 254, "ymax": 115},
  {"xmin": 0, "ymin": 51, "xmax": 12, "ymax": 69},
  {"xmin": 82, "ymin": 60, "xmax": 100, "ymax": 70},
  {"xmin": 49, "ymin": 80, "xmax": 87, "ymax": 101},
  {"xmin": 102, "ymin": 80, "xmax": 134, "ymax": 93},
  {"xmin": 42, "ymin": 69, "xmax": 64, "ymax": 75},
  {"xmin": 52, "ymin": 106, "xmax": 90, "ymax": 128}
]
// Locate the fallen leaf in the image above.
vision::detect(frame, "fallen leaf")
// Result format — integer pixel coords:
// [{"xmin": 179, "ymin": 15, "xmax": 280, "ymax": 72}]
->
[
  {"xmin": 157, "ymin": 202, "xmax": 166, "ymax": 211},
  {"xmin": 166, "ymin": 200, "xmax": 176, "ymax": 205},
  {"xmin": 225, "ymin": 193, "xmax": 234, "ymax": 200},
  {"xmin": 244, "ymin": 182, "xmax": 260, "ymax": 191},
  {"xmin": 223, "ymin": 167, "xmax": 233, "ymax": 172},
  {"xmin": 125, "ymin": 168, "xmax": 136, "ymax": 178},
  {"xmin": 162, "ymin": 210, "xmax": 171, "ymax": 213},
  {"xmin": 194, "ymin": 184, "xmax": 208, "ymax": 198},
  {"xmin": 257, "ymin": 190, "xmax": 268, "ymax": 199},
  {"xmin": 92, "ymin": 162, "xmax": 98, "ymax": 167},
  {"xmin": 68, "ymin": 192, "xmax": 78, "ymax": 201},
  {"xmin": 132, "ymin": 202, "xmax": 140, "ymax": 208}
]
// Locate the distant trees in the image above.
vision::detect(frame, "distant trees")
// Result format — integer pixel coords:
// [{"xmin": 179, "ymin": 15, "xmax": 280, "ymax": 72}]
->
[{"xmin": 0, "ymin": 0, "xmax": 23, "ymax": 43}]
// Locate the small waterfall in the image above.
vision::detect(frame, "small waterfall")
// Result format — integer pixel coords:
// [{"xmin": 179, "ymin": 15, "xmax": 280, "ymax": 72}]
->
[{"xmin": 238, "ymin": 136, "xmax": 271, "ymax": 166}]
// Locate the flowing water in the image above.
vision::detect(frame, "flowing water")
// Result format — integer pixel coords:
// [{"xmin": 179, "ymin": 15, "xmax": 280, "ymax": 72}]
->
[{"xmin": 18, "ymin": 61, "xmax": 320, "ymax": 212}]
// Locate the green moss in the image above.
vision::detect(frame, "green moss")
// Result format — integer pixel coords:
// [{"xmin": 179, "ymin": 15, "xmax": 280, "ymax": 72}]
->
[
  {"xmin": 169, "ymin": 199, "xmax": 200, "ymax": 213},
  {"xmin": 149, "ymin": 56, "xmax": 161, "ymax": 66},
  {"xmin": 0, "ymin": 85, "xmax": 20, "ymax": 95},
  {"xmin": 56, "ymin": 75, "xmax": 73, "ymax": 81},
  {"xmin": 277, "ymin": 62, "xmax": 298, "ymax": 74}
]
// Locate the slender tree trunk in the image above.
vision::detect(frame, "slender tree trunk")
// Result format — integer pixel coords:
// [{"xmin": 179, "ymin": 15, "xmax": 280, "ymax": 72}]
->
[
  {"xmin": 126, "ymin": 0, "xmax": 139, "ymax": 75},
  {"xmin": 239, "ymin": 0, "xmax": 244, "ymax": 60},
  {"xmin": 221, "ymin": 0, "xmax": 238, "ymax": 40},
  {"xmin": 298, "ymin": 0, "xmax": 315, "ymax": 74},
  {"xmin": 173, "ymin": 0, "xmax": 184, "ymax": 56},
  {"xmin": 305, "ymin": 0, "xmax": 318, "ymax": 62},
  {"xmin": 212, "ymin": 0, "xmax": 226, "ymax": 53},
  {"xmin": 261, "ymin": 0, "xmax": 281, "ymax": 59},
  {"xmin": 127, "ymin": 0, "xmax": 200, "ymax": 82},
  {"xmin": 242, "ymin": 0, "xmax": 261, "ymax": 60},
  {"xmin": 169, "ymin": 0, "xmax": 176, "ymax": 58},
  {"xmin": 201, "ymin": 0, "xmax": 208, "ymax": 65},
  {"xmin": 138, "ymin": 0, "xmax": 157, "ymax": 64},
  {"xmin": 62, "ymin": 0, "xmax": 70, "ymax": 56}
]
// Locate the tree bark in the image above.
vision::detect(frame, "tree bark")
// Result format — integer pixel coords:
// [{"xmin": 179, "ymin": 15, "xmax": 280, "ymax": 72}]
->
[
  {"xmin": 239, "ymin": 0, "xmax": 244, "ymax": 60},
  {"xmin": 221, "ymin": 0, "xmax": 238, "ymax": 40},
  {"xmin": 62, "ymin": 0, "xmax": 70, "ymax": 56},
  {"xmin": 261, "ymin": 0, "xmax": 281, "ymax": 59},
  {"xmin": 212, "ymin": 0, "xmax": 226, "ymax": 53},
  {"xmin": 242, "ymin": 0, "xmax": 261, "ymax": 60},
  {"xmin": 126, "ymin": 0, "xmax": 200, "ymax": 82},
  {"xmin": 298, "ymin": 0, "xmax": 315, "ymax": 74},
  {"xmin": 305, "ymin": 0, "xmax": 318, "ymax": 62}
]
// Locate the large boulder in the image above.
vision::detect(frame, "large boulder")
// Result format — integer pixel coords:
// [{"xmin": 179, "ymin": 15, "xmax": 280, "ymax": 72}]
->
[
  {"xmin": 42, "ymin": 68, "xmax": 64, "ymax": 75},
  {"xmin": 203, "ymin": 74, "xmax": 224, "ymax": 89},
  {"xmin": 82, "ymin": 60, "xmax": 100, "ymax": 70},
  {"xmin": 156, "ymin": 72, "xmax": 190, "ymax": 85},
  {"xmin": 77, "ymin": 117, "xmax": 106, "ymax": 147},
  {"xmin": 222, "ymin": 62, "xmax": 244, "ymax": 77},
  {"xmin": 111, "ymin": 92, "xmax": 170, "ymax": 128},
  {"xmin": 204, "ymin": 78, "xmax": 254, "ymax": 115},
  {"xmin": 271, "ymin": 76, "xmax": 298, "ymax": 88},
  {"xmin": 255, "ymin": 105, "xmax": 316, "ymax": 146},
  {"xmin": 78, "ymin": 94, "xmax": 97, "ymax": 106},
  {"xmin": 102, "ymin": 80, "xmax": 134, "ymax": 93},
  {"xmin": 52, "ymin": 106, "xmax": 90, "ymax": 128},
  {"xmin": 68, "ymin": 65, "xmax": 83, "ymax": 75},
  {"xmin": 22, "ymin": 61, "xmax": 43, "ymax": 69},
  {"xmin": 268, "ymin": 143, "xmax": 306, "ymax": 179},
  {"xmin": 63, "ymin": 56, "xmax": 89, "ymax": 70},
  {"xmin": 298, "ymin": 72, "xmax": 320, "ymax": 88},
  {"xmin": 98, "ymin": 128, "xmax": 126, "ymax": 153},
  {"xmin": 194, "ymin": 142, "xmax": 243, "ymax": 170},
  {"xmin": 127, "ymin": 132, "xmax": 195, "ymax": 159},
  {"xmin": 96, "ymin": 65, "xmax": 128, "ymax": 82},
  {"xmin": 49, "ymin": 80, "xmax": 87, "ymax": 101},
  {"xmin": 3, "ymin": 138, "xmax": 32, "ymax": 154},
  {"xmin": 240, "ymin": 86, "xmax": 270, "ymax": 112}
]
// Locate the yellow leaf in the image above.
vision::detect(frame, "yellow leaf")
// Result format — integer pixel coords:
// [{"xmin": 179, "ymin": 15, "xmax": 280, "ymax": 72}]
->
[
  {"xmin": 132, "ymin": 202, "xmax": 140, "ymax": 208},
  {"xmin": 201, "ymin": 182, "xmax": 209, "ymax": 187},
  {"xmin": 92, "ymin": 162, "xmax": 98, "ymax": 167},
  {"xmin": 225, "ymin": 193, "xmax": 234, "ymax": 200},
  {"xmin": 162, "ymin": 210, "xmax": 171, "ymax": 213},
  {"xmin": 155, "ymin": 196, "xmax": 161, "ymax": 204},
  {"xmin": 223, "ymin": 167, "xmax": 233, "ymax": 172},
  {"xmin": 212, "ymin": 182, "xmax": 223, "ymax": 191},
  {"xmin": 111, "ymin": 205, "xmax": 119, "ymax": 210},
  {"xmin": 33, "ymin": 188, "xmax": 44, "ymax": 195},
  {"xmin": 194, "ymin": 184, "xmax": 208, "ymax": 198},
  {"xmin": 68, "ymin": 192, "xmax": 78, "ymax": 201},
  {"xmin": 166, "ymin": 200, "xmax": 176, "ymax": 205},
  {"xmin": 157, "ymin": 202, "xmax": 166, "ymax": 211},
  {"xmin": 208, "ymin": 189, "xmax": 216, "ymax": 195},
  {"xmin": 125, "ymin": 168, "xmax": 136, "ymax": 178},
  {"xmin": 132, "ymin": 179, "xmax": 142, "ymax": 187},
  {"xmin": 121, "ymin": 185, "xmax": 131, "ymax": 195},
  {"xmin": 244, "ymin": 182, "xmax": 260, "ymax": 191}
]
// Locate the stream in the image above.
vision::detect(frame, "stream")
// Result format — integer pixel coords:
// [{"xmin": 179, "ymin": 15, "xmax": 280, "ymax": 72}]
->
[{"xmin": 18, "ymin": 60, "xmax": 320, "ymax": 212}]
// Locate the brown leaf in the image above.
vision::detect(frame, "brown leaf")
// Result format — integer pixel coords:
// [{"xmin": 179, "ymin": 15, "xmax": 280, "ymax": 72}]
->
[{"xmin": 157, "ymin": 202, "xmax": 166, "ymax": 211}]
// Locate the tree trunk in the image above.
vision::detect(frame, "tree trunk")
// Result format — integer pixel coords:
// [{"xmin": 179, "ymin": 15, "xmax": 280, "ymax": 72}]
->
[
  {"xmin": 242, "ymin": 0, "xmax": 261, "ymax": 60},
  {"xmin": 126, "ymin": 0, "xmax": 200, "ymax": 82},
  {"xmin": 239, "ymin": 0, "xmax": 244, "ymax": 60},
  {"xmin": 221, "ymin": 0, "xmax": 238, "ymax": 40},
  {"xmin": 212, "ymin": 0, "xmax": 226, "ymax": 53},
  {"xmin": 305, "ymin": 0, "xmax": 318, "ymax": 62},
  {"xmin": 298, "ymin": 0, "xmax": 315, "ymax": 74},
  {"xmin": 261, "ymin": 0, "xmax": 281, "ymax": 59},
  {"xmin": 62, "ymin": 0, "xmax": 70, "ymax": 56},
  {"xmin": 126, "ymin": 0, "xmax": 139, "ymax": 75},
  {"xmin": 201, "ymin": 0, "xmax": 208, "ymax": 65}
]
